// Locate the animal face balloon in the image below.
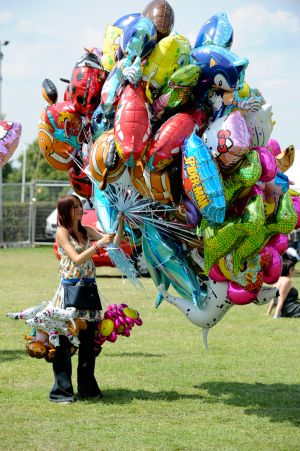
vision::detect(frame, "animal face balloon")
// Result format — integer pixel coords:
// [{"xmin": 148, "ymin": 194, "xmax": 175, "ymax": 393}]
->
[
  {"xmin": 202, "ymin": 110, "xmax": 251, "ymax": 169},
  {"xmin": 191, "ymin": 44, "xmax": 248, "ymax": 95},
  {"xmin": 0, "ymin": 121, "xmax": 22, "ymax": 168},
  {"xmin": 142, "ymin": 34, "xmax": 191, "ymax": 90},
  {"xmin": 89, "ymin": 129, "xmax": 126, "ymax": 189},
  {"xmin": 38, "ymin": 101, "xmax": 85, "ymax": 171},
  {"xmin": 101, "ymin": 25, "xmax": 123, "ymax": 72}
]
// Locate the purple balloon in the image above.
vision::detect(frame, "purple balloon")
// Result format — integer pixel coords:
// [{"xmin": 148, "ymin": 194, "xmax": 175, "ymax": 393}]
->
[{"xmin": 182, "ymin": 196, "xmax": 201, "ymax": 226}]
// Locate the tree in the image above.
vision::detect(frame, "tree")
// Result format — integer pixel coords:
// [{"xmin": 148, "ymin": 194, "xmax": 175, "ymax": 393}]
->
[{"xmin": 4, "ymin": 139, "xmax": 69, "ymax": 182}]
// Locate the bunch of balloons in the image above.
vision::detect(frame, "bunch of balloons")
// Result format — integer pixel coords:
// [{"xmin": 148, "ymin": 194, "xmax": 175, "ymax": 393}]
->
[
  {"xmin": 95, "ymin": 303, "xmax": 143, "ymax": 345},
  {"xmin": 35, "ymin": 0, "xmax": 299, "ymax": 342}
]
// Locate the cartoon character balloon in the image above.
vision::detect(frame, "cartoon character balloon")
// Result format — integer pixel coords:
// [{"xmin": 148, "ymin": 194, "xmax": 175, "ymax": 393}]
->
[{"xmin": 0, "ymin": 121, "xmax": 22, "ymax": 168}]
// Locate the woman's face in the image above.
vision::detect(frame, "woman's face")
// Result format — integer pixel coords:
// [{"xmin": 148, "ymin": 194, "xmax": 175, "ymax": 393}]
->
[{"xmin": 72, "ymin": 198, "xmax": 83, "ymax": 221}]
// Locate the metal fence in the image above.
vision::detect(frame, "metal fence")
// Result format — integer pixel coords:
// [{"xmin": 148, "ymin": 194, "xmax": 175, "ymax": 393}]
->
[{"xmin": 0, "ymin": 181, "xmax": 70, "ymax": 246}]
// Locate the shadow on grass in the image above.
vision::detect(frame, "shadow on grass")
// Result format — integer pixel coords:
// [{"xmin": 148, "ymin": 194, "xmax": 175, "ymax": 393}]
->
[
  {"xmin": 194, "ymin": 381, "xmax": 300, "ymax": 427},
  {"xmin": 105, "ymin": 352, "xmax": 165, "ymax": 358},
  {"xmin": 96, "ymin": 274, "xmax": 123, "ymax": 279},
  {"xmin": 80, "ymin": 388, "xmax": 206, "ymax": 405},
  {"xmin": 0, "ymin": 349, "xmax": 25, "ymax": 362}
]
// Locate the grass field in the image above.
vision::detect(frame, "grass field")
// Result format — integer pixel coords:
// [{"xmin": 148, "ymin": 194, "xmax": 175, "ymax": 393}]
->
[{"xmin": 1, "ymin": 247, "xmax": 300, "ymax": 450}]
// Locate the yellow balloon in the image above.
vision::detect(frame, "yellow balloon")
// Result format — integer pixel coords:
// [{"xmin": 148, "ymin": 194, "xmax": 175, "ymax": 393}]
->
[
  {"xmin": 100, "ymin": 319, "xmax": 115, "ymax": 337},
  {"xmin": 123, "ymin": 307, "xmax": 139, "ymax": 319},
  {"xmin": 101, "ymin": 25, "xmax": 123, "ymax": 72},
  {"xmin": 142, "ymin": 34, "xmax": 191, "ymax": 90}
]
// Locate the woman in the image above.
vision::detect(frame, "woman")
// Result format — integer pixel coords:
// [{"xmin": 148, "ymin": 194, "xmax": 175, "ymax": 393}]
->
[
  {"xmin": 267, "ymin": 257, "xmax": 300, "ymax": 319},
  {"xmin": 50, "ymin": 194, "xmax": 124, "ymax": 404}
]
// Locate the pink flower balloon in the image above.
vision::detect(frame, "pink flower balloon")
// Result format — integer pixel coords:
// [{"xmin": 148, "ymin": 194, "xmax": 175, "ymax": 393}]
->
[
  {"xmin": 253, "ymin": 146, "xmax": 278, "ymax": 182},
  {"xmin": 0, "ymin": 121, "xmax": 22, "ymax": 168},
  {"xmin": 227, "ymin": 281, "xmax": 257, "ymax": 305},
  {"xmin": 266, "ymin": 138, "xmax": 281, "ymax": 157},
  {"xmin": 261, "ymin": 245, "xmax": 282, "ymax": 284},
  {"xmin": 267, "ymin": 234, "xmax": 288, "ymax": 255},
  {"xmin": 209, "ymin": 264, "xmax": 227, "ymax": 282}
]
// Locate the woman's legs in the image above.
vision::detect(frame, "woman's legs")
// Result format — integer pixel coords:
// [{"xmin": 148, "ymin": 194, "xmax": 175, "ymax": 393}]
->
[
  {"xmin": 49, "ymin": 335, "xmax": 74, "ymax": 402},
  {"xmin": 77, "ymin": 322, "xmax": 102, "ymax": 399}
]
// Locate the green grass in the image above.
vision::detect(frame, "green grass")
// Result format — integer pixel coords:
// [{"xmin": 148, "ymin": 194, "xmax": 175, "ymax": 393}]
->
[{"xmin": 1, "ymin": 247, "xmax": 300, "ymax": 450}]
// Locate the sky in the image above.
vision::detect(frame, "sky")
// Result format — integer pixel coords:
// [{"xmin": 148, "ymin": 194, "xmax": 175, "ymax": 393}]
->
[{"xmin": 1, "ymin": 0, "xmax": 300, "ymax": 183}]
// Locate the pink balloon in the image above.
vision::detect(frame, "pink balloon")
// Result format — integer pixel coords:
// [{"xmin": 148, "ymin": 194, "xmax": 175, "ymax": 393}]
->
[
  {"xmin": 0, "ymin": 121, "xmax": 22, "ymax": 168},
  {"xmin": 135, "ymin": 318, "xmax": 143, "ymax": 326},
  {"xmin": 267, "ymin": 234, "xmax": 288, "ymax": 255},
  {"xmin": 107, "ymin": 331, "xmax": 118, "ymax": 342},
  {"xmin": 292, "ymin": 196, "xmax": 300, "ymax": 228},
  {"xmin": 262, "ymin": 245, "xmax": 282, "ymax": 284},
  {"xmin": 266, "ymin": 138, "xmax": 281, "ymax": 157},
  {"xmin": 114, "ymin": 318, "xmax": 121, "ymax": 329},
  {"xmin": 253, "ymin": 146, "xmax": 278, "ymax": 182},
  {"xmin": 227, "ymin": 281, "xmax": 257, "ymax": 305},
  {"xmin": 209, "ymin": 264, "xmax": 227, "ymax": 282},
  {"xmin": 104, "ymin": 311, "xmax": 115, "ymax": 320}
]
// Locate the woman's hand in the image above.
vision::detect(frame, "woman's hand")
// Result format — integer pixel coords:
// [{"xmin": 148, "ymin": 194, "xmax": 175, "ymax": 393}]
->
[{"xmin": 97, "ymin": 233, "xmax": 115, "ymax": 248}]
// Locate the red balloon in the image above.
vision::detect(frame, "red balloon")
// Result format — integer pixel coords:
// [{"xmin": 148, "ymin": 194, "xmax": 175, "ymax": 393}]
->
[
  {"xmin": 114, "ymin": 84, "xmax": 152, "ymax": 166},
  {"xmin": 227, "ymin": 281, "xmax": 257, "ymax": 305}
]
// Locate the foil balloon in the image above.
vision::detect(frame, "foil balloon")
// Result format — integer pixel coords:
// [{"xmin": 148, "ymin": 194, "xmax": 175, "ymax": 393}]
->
[
  {"xmin": 223, "ymin": 150, "xmax": 262, "ymax": 205},
  {"xmin": 142, "ymin": 0, "xmax": 175, "ymax": 40},
  {"xmin": 68, "ymin": 165, "xmax": 93, "ymax": 199},
  {"xmin": 182, "ymin": 131, "xmax": 226, "ymax": 225},
  {"xmin": 113, "ymin": 13, "xmax": 140, "ymax": 30},
  {"xmin": 91, "ymin": 104, "xmax": 115, "ymax": 142},
  {"xmin": 276, "ymin": 145, "xmax": 295, "ymax": 173},
  {"xmin": 194, "ymin": 12, "xmax": 233, "ymax": 50},
  {"xmin": 208, "ymin": 83, "xmax": 264, "ymax": 122},
  {"xmin": 227, "ymin": 282, "xmax": 257, "ymax": 305},
  {"xmin": 144, "ymin": 222, "xmax": 206, "ymax": 307},
  {"xmin": 266, "ymin": 138, "xmax": 281, "ymax": 157},
  {"xmin": 38, "ymin": 101, "xmax": 85, "ymax": 171},
  {"xmin": 142, "ymin": 34, "xmax": 191, "ymax": 91},
  {"xmin": 146, "ymin": 108, "xmax": 208, "ymax": 171},
  {"xmin": 89, "ymin": 129, "xmax": 126, "ymax": 190},
  {"xmin": 114, "ymin": 84, "xmax": 152, "ymax": 167},
  {"xmin": 291, "ymin": 196, "xmax": 300, "ymax": 228},
  {"xmin": 260, "ymin": 245, "xmax": 282, "ymax": 284},
  {"xmin": 182, "ymin": 195, "xmax": 202, "ymax": 226},
  {"xmin": 69, "ymin": 51, "xmax": 106, "ymax": 116},
  {"xmin": 100, "ymin": 59, "xmax": 127, "ymax": 116},
  {"xmin": 191, "ymin": 44, "xmax": 248, "ymax": 96},
  {"xmin": 142, "ymin": 234, "xmax": 171, "ymax": 307},
  {"xmin": 267, "ymin": 233, "xmax": 289, "ymax": 255},
  {"xmin": 218, "ymin": 252, "xmax": 263, "ymax": 293},
  {"xmin": 152, "ymin": 64, "xmax": 201, "ymax": 119},
  {"xmin": 0, "ymin": 121, "xmax": 22, "ymax": 168},
  {"xmin": 93, "ymin": 184, "xmax": 119, "ymax": 233},
  {"xmin": 244, "ymin": 103, "xmax": 273, "ymax": 147},
  {"xmin": 129, "ymin": 160, "xmax": 172, "ymax": 203},
  {"xmin": 101, "ymin": 25, "xmax": 123, "ymax": 72},
  {"xmin": 253, "ymin": 146, "xmax": 278, "ymax": 182},
  {"xmin": 202, "ymin": 110, "xmax": 251, "ymax": 169},
  {"xmin": 42, "ymin": 78, "xmax": 58, "ymax": 105},
  {"xmin": 119, "ymin": 15, "xmax": 157, "ymax": 60}
]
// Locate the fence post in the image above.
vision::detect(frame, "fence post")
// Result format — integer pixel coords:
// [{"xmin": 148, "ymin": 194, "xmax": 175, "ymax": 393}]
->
[{"xmin": 28, "ymin": 181, "xmax": 36, "ymax": 245}]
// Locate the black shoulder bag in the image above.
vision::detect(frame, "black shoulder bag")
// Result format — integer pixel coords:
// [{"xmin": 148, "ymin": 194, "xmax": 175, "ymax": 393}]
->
[{"xmin": 63, "ymin": 283, "xmax": 102, "ymax": 310}]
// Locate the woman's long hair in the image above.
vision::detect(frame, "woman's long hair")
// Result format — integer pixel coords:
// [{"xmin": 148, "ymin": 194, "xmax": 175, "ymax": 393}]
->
[{"xmin": 57, "ymin": 194, "xmax": 88, "ymax": 243}]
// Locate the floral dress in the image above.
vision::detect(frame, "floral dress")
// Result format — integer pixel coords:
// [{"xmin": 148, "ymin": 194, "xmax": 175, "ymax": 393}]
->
[{"xmin": 54, "ymin": 234, "xmax": 101, "ymax": 320}]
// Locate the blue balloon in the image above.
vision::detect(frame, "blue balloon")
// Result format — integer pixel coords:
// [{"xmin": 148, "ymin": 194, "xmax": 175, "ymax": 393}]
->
[
  {"xmin": 91, "ymin": 105, "xmax": 115, "ymax": 142},
  {"xmin": 182, "ymin": 132, "xmax": 226, "ymax": 226},
  {"xmin": 191, "ymin": 44, "xmax": 248, "ymax": 96},
  {"xmin": 195, "ymin": 12, "xmax": 233, "ymax": 49},
  {"xmin": 114, "ymin": 13, "xmax": 140, "ymax": 30},
  {"xmin": 93, "ymin": 184, "xmax": 118, "ymax": 233},
  {"xmin": 143, "ymin": 222, "xmax": 205, "ymax": 307},
  {"xmin": 120, "ymin": 16, "xmax": 157, "ymax": 60}
]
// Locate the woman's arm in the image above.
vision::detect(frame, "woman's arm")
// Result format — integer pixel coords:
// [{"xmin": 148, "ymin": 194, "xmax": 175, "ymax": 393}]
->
[
  {"xmin": 274, "ymin": 279, "xmax": 292, "ymax": 318},
  {"xmin": 113, "ymin": 214, "xmax": 125, "ymax": 247},
  {"xmin": 56, "ymin": 227, "xmax": 114, "ymax": 265}
]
